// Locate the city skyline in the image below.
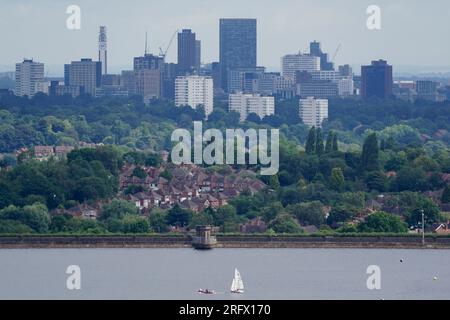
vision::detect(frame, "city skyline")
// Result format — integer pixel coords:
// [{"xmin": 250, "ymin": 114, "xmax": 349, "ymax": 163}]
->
[{"xmin": 1, "ymin": 0, "xmax": 450, "ymax": 76}]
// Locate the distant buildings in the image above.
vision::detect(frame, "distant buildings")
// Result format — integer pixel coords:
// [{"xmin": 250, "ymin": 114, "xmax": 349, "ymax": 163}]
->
[
  {"xmin": 33, "ymin": 145, "xmax": 75, "ymax": 161},
  {"xmin": 49, "ymin": 80, "xmax": 82, "ymax": 97},
  {"xmin": 220, "ymin": 18, "xmax": 257, "ymax": 92},
  {"xmin": 14, "ymin": 21, "xmax": 450, "ymax": 107},
  {"xmin": 120, "ymin": 69, "xmax": 161, "ymax": 101},
  {"xmin": 15, "ymin": 59, "xmax": 44, "ymax": 97},
  {"xmin": 297, "ymin": 81, "xmax": 338, "ymax": 99},
  {"xmin": 117, "ymin": 53, "xmax": 166, "ymax": 101},
  {"xmin": 393, "ymin": 80, "xmax": 442, "ymax": 102},
  {"xmin": 64, "ymin": 58, "xmax": 102, "ymax": 96},
  {"xmin": 227, "ymin": 67, "xmax": 265, "ymax": 93},
  {"xmin": 309, "ymin": 41, "xmax": 334, "ymax": 71},
  {"xmin": 229, "ymin": 93, "xmax": 275, "ymax": 122},
  {"xmin": 281, "ymin": 53, "xmax": 320, "ymax": 80},
  {"xmin": 337, "ymin": 77, "xmax": 354, "ymax": 97},
  {"xmin": 98, "ymin": 26, "xmax": 108, "ymax": 75},
  {"xmin": 175, "ymin": 75, "xmax": 214, "ymax": 117},
  {"xmin": 133, "ymin": 53, "xmax": 165, "ymax": 71},
  {"xmin": 361, "ymin": 60, "xmax": 393, "ymax": 99},
  {"xmin": 416, "ymin": 80, "xmax": 439, "ymax": 101},
  {"xmin": 119, "ymin": 163, "xmax": 266, "ymax": 213},
  {"xmin": 393, "ymin": 80, "xmax": 416, "ymax": 102},
  {"xmin": 178, "ymin": 29, "xmax": 201, "ymax": 75},
  {"xmin": 196, "ymin": 40, "xmax": 201, "ymax": 69},
  {"xmin": 299, "ymin": 97, "xmax": 329, "ymax": 128}
]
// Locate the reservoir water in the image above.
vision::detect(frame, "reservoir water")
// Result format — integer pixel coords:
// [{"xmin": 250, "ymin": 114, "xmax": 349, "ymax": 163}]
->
[{"xmin": 0, "ymin": 248, "xmax": 449, "ymax": 300}]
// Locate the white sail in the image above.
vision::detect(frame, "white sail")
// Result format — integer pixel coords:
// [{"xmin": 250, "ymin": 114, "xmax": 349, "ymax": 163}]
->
[
  {"xmin": 231, "ymin": 268, "xmax": 244, "ymax": 292},
  {"xmin": 230, "ymin": 278, "xmax": 237, "ymax": 292}
]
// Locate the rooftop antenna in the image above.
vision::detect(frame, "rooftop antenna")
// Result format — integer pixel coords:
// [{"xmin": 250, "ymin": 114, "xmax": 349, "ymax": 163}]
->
[{"xmin": 145, "ymin": 30, "xmax": 149, "ymax": 55}]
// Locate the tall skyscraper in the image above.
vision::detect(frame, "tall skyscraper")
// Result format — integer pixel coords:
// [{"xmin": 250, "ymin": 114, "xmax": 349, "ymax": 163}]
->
[
  {"xmin": 195, "ymin": 40, "xmax": 201, "ymax": 69},
  {"xmin": 299, "ymin": 97, "xmax": 329, "ymax": 128},
  {"xmin": 175, "ymin": 75, "xmax": 214, "ymax": 117},
  {"xmin": 177, "ymin": 29, "xmax": 198, "ymax": 75},
  {"xmin": 98, "ymin": 26, "xmax": 107, "ymax": 75},
  {"xmin": 15, "ymin": 59, "xmax": 44, "ymax": 97},
  {"xmin": 310, "ymin": 41, "xmax": 334, "ymax": 71},
  {"xmin": 64, "ymin": 58, "xmax": 102, "ymax": 96},
  {"xmin": 219, "ymin": 18, "xmax": 257, "ymax": 92},
  {"xmin": 361, "ymin": 60, "xmax": 393, "ymax": 99}
]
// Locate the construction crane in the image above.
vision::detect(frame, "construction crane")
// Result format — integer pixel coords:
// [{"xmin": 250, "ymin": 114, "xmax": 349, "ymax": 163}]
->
[
  {"xmin": 159, "ymin": 29, "xmax": 179, "ymax": 61},
  {"xmin": 331, "ymin": 43, "xmax": 342, "ymax": 63}
]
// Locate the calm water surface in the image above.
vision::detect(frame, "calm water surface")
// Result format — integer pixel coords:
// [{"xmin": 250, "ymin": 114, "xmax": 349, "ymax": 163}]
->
[{"xmin": 0, "ymin": 248, "xmax": 449, "ymax": 300}]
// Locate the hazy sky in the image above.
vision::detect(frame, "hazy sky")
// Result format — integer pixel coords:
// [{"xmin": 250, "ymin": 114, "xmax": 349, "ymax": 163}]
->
[{"xmin": 1, "ymin": 0, "xmax": 449, "ymax": 75}]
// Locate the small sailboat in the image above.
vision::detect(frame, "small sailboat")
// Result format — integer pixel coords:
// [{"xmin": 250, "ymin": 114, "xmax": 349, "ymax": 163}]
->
[{"xmin": 230, "ymin": 268, "xmax": 244, "ymax": 294}]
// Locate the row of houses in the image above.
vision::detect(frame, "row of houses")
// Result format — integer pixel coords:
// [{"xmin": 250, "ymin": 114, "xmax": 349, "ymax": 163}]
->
[
  {"xmin": 119, "ymin": 163, "xmax": 267, "ymax": 213},
  {"xmin": 15, "ymin": 142, "xmax": 103, "ymax": 161}
]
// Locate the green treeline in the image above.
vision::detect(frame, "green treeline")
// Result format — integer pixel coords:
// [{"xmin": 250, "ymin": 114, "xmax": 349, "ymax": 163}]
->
[{"xmin": 1, "ymin": 94, "xmax": 450, "ymax": 234}]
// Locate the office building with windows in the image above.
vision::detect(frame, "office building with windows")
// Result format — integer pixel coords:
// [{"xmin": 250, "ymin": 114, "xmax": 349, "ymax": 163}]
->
[
  {"xmin": 15, "ymin": 59, "xmax": 45, "ymax": 97},
  {"xmin": 229, "ymin": 92, "xmax": 275, "ymax": 122},
  {"xmin": 281, "ymin": 54, "xmax": 320, "ymax": 81},
  {"xmin": 299, "ymin": 97, "xmax": 329, "ymax": 128},
  {"xmin": 64, "ymin": 58, "xmax": 102, "ymax": 96},
  {"xmin": 175, "ymin": 75, "xmax": 214, "ymax": 117},
  {"xmin": 219, "ymin": 18, "xmax": 257, "ymax": 92},
  {"xmin": 361, "ymin": 60, "xmax": 393, "ymax": 99},
  {"xmin": 178, "ymin": 29, "xmax": 200, "ymax": 75}
]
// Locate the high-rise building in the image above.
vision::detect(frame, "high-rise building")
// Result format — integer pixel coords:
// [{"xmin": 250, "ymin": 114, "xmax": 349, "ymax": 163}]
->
[
  {"xmin": 227, "ymin": 67, "xmax": 265, "ymax": 93},
  {"xmin": 120, "ymin": 69, "xmax": 161, "ymax": 101},
  {"xmin": 134, "ymin": 69, "xmax": 161, "ymax": 101},
  {"xmin": 309, "ymin": 41, "xmax": 334, "ymax": 71},
  {"xmin": 134, "ymin": 54, "xmax": 165, "ymax": 71},
  {"xmin": 195, "ymin": 40, "xmax": 201, "ymax": 69},
  {"xmin": 219, "ymin": 18, "xmax": 257, "ymax": 92},
  {"xmin": 297, "ymin": 81, "xmax": 338, "ymax": 99},
  {"xmin": 15, "ymin": 59, "xmax": 44, "ymax": 97},
  {"xmin": 299, "ymin": 97, "xmax": 329, "ymax": 128},
  {"xmin": 275, "ymin": 76, "xmax": 296, "ymax": 99},
  {"xmin": 133, "ymin": 53, "xmax": 165, "ymax": 97},
  {"xmin": 178, "ymin": 29, "xmax": 198, "ymax": 75},
  {"xmin": 64, "ymin": 58, "xmax": 102, "ymax": 96},
  {"xmin": 281, "ymin": 54, "xmax": 320, "ymax": 80},
  {"xmin": 162, "ymin": 62, "xmax": 179, "ymax": 99},
  {"xmin": 338, "ymin": 64, "xmax": 352, "ymax": 77},
  {"xmin": 175, "ymin": 75, "xmax": 214, "ymax": 117},
  {"xmin": 308, "ymin": 70, "xmax": 353, "ymax": 97},
  {"xmin": 337, "ymin": 78, "xmax": 354, "ymax": 97},
  {"xmin": 416, "ymin": 80, "xmax": 439, "ymax": 101},
  {"xmin": 229, "ymin": 93, "xmax": 275, "ymax": 122},
  {"xmin": 98, "ymin": 26, "xmax": 107, "ymax": 75},
  {"xmin": 361, "ymin": 60, "xmax": 393, "ymax": 99},
  {"xmin": 211, "ymin": 62, "xmax": 222, "ymax": 90}
]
